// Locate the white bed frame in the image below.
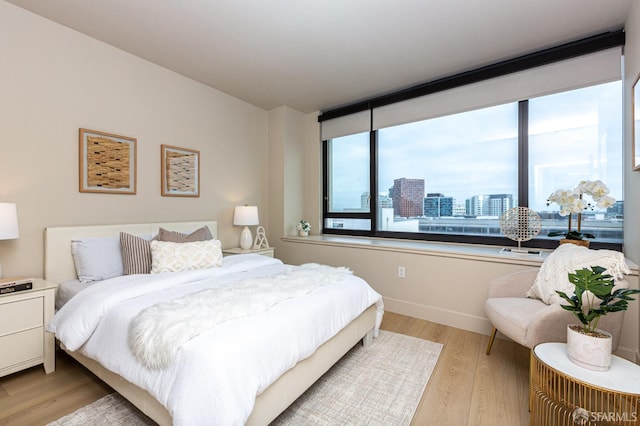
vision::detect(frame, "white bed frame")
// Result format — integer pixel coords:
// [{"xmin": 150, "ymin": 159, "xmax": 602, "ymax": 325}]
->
[{"xmin": 44, "ymin": 221, "xmax": 376, "ymax": 425}]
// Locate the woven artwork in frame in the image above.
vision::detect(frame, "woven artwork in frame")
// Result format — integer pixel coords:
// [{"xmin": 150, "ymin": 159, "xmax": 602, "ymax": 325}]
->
[
  {"xmin": 79, "ymin": 128, "xmax": 137, "ymax": 194},
  {"xmin": 161, "ymin": 144, "xmax": 200, "ymax": 197}
]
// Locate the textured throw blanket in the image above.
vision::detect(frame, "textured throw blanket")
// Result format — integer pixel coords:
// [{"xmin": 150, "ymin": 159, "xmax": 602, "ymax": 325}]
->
[
  {"xmin": 526, "ymin": 243, "xmax": 630, "ymax": 304},
  {"xmin": 129, "ymin": 263, "xmax": 352, "ymax": 369}
]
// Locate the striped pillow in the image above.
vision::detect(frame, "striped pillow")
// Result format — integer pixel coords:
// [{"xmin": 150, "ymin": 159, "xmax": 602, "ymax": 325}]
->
[{"xmin": 120, "ymin": 232, "xmax": 157, "ymax": 275}]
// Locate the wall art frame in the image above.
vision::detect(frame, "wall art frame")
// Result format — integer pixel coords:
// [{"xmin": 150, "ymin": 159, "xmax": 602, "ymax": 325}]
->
[
  {"xmin": 161, "ymin": 144, "xmax": 200, "ymax": 197},
  {"xmin": 633, "ymin": 73, "xmax": 640, "ymax": 171},
  {"xmin": 79, "ymin": 128, "xmax": 137, "ymax": 194}
]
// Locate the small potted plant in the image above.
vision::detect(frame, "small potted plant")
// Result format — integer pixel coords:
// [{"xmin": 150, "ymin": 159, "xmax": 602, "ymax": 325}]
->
[
  {"xmin": 556, "ymin": 266, "xmax": 640, "ymax": 371},
  {"xmin": 546, "ymin": 180, "xmax": 616, "ymax": 247},
  {"xmin": 296, "ymin": 220, "xmax": 311, "ymax": 237}
]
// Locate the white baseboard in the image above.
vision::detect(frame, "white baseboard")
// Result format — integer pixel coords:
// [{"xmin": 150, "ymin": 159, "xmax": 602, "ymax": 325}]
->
[{"xmin": 382, "ymin": 297, "xmax": 492, "ymax": 336}]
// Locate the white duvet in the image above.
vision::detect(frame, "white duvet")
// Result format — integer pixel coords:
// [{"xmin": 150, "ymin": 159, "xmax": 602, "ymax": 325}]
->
[{"xmin": 48, "ymin": 254, "xmax": 384, "ymax": 425}]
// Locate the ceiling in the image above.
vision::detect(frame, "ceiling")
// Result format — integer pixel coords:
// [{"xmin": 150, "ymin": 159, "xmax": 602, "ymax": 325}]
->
[{"xmin": 6, "ymin": 0, "xmax": 634, "ymax": 113}]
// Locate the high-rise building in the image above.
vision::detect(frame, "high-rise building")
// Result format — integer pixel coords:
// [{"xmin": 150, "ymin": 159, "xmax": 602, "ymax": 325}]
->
[
  {"xmin": 466, "ymin": 193, "xmax": 513, "ymax": 216},
  {"xmin": 466, "ymin": 195, "xmax": 487, "ymax": 217},
  {"xmin": 487, "ymin": 194, "xmax": 513, "ymax": 216},
  {"xmin": 424, "ymin": 193, "xmax": 454, "ymax": 217},
  {"xmin": 391, "ymin": 178, "xmax": 425, "ymax": 218},
  {"xmin": 378, "ymin": 194, "xmax": 393, "ymax": 208},
  {"xmin": 360, "ymin": 191, "xmax": 370, "ymax": 210}
]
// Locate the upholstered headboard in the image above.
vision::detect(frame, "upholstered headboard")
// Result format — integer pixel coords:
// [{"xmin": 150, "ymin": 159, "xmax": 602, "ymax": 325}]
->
[{"xmin": 44, "ymin": 220, "xmax": 218, "ymax": 284}]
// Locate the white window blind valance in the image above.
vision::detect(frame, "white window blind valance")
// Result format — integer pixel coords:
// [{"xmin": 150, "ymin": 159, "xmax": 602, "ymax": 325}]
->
[
  {"xmin": 372, "ymin": 47, "xmax": 622, "ymax": 130},
  {"xmin": 320, "ymin": 110, "xmax": 370, "ymax": 140}
]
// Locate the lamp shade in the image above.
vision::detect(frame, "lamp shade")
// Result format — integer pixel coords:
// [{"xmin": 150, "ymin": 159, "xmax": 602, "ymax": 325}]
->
[
  {"xmin": 233, "ymin": 206, "xmax": 259, "ymax": 226},
  {"xmin": 0, "ymin": 203, "xmax": 19, "ymax": 240}
]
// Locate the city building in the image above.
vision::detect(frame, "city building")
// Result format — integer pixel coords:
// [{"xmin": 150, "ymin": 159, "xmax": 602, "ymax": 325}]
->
[
  {"xmin": 390, "ymin": 178, "xmax": 425, "ymax": 218},
  {"xmin": 424, "ymin": 193, "xmax": 454, "ymax": 217}
]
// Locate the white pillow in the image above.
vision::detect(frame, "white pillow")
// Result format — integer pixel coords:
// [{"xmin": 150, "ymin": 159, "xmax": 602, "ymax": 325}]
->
[
  {"xmin": 526, "ymin": 243, "xmax": 630, "ymax": 304},
  {"xmin": 150, "ymin": 240, "xmax": 223, "ymax": 273},
  {"xmin": 71, "ymin": 237, "xmax": 124, "ymax": 283}
]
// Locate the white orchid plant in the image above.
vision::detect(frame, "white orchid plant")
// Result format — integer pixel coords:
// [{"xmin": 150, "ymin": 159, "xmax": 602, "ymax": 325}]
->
[
  {"xmin": 546, "ymin": 180, "xmax": 616, "ymax": 241},
  {"xmin": 296, "ymin": 220, "xmax": 311, "ymax": 232}
]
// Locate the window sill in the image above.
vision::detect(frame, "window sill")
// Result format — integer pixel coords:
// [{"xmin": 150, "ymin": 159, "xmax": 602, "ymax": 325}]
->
[{"xmin": 280, "ymin": 235, "xmax": 639, "ymax": 275}]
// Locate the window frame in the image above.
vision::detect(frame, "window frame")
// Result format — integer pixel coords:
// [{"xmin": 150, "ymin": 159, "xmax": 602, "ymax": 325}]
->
[
  {"xmin": 322, "ymin": 90, "xmax": 622, "ymax": 251},
  {"xmin": 320, "ymin": 32, "xmax": 624, "ymax": 251}
]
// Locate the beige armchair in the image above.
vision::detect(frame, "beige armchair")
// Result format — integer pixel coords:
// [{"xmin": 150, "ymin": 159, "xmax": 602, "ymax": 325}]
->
[{"xmin": 484, "ymin": 268, "xmax": 627, "ymax": 355}]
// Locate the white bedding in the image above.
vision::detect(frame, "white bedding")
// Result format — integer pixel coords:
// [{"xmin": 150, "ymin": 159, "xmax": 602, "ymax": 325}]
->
[{"xmin": 48, "ymin": 254, "xmax": 384, "ymax": 425}]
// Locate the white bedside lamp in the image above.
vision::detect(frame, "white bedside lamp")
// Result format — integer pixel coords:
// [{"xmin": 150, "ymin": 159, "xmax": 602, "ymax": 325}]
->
[
  {"xmin": 0, "ymin": 203, "xmax": 20, "ymax": 278},
  {"xmin": 233, "ymin": 205, "xmax": 259, "ymax": 250}
]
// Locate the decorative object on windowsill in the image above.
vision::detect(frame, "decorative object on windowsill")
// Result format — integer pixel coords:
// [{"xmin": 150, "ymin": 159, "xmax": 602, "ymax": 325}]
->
[
  {"xmin": 253, "ymin": 225, "xmax": 269, "ymax": 249},
  {"xmin": 0, "ymin": 203, "xmax": 19, "ymax": 279},
  {"xmin": 556, "ymin": 266, "xmax": 640, "ymax": 371},
  {"xmin": 499, "ymin": 207, "xmax": 542, "ymax": 255},
  {"xmin": 233, "ymin": 205, "xmax": 259, "ymax": 250},
  {"xmin": 546, "ymin": 180, "xmax": 616, "ymax": 247},
  {"xmin": 296, "ymin": 220, "xmax": 311, "ymax": 237}
]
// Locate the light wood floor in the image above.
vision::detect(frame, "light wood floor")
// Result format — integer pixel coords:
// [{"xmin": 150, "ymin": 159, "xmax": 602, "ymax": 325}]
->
[{"xmin": 0, "ymin": 312, "xmax": 530, "ymax": 425}]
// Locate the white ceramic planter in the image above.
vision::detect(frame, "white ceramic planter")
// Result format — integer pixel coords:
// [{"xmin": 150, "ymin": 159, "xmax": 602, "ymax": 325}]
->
[
  {"xmin": 566, "ymin": 325, "xmax": 612, "ymax": 372},
  {"xmin": 298, "ymin": 230, "xmax": 308, "ymax": 237}
]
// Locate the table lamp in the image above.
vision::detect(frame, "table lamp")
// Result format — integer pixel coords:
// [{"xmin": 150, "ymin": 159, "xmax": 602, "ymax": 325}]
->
[
  {"xmin": 233, "ymin": 205, "xmax": 259, "ymax": 250},
  {"xmin": 0, "ymin": 203, "xmax": 20, "ymax": 278}
]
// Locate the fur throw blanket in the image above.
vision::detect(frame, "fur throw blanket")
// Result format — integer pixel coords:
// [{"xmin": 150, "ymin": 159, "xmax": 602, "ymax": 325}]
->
[{"xmin": 129, "ymin": 263, "xmax": 352, "ymax": 369}]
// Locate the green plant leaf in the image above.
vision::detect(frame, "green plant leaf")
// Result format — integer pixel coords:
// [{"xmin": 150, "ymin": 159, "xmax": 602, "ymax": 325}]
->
[{"xmin": 556, "ymin": 265, "xmax": 639, "ymax": 332}]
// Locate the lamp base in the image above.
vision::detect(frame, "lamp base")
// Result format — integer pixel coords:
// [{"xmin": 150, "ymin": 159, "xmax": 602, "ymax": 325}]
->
[{"xmin": 240, "ymin": 226, "xmax": 253, "ymax": 250}]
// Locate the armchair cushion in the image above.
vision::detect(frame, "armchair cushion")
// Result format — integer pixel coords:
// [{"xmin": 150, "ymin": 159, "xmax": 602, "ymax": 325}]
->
[
  {"xmin": 485, "ymin": 297, "xmax": 548, "ymax": 346},
  {"xmin": 525, "ymin": 244, "xmax": 629, "ymax": 304}
]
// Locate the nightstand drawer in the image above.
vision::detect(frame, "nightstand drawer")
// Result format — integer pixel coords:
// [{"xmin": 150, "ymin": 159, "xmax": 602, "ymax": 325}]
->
[
  {"xmin": 0, "ymin": 327, "xmax": 44, "ymax": 370},
  {"xmin": 0, "ymin": 297, "xmax": 43, "ymax": 336}
]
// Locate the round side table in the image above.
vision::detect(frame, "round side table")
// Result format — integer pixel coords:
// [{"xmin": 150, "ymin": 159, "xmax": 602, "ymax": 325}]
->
[{"xmin": 530, "ymin": 342, "xmax": 640, "ymax": 425}]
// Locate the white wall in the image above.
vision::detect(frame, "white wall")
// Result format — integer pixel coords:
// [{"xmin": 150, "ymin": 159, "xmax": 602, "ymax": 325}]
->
[
  {"xmin": 625, "ymin": 0, "xmax": 640, "ymax": 362},
  {"xmin": 625, "ymin": 3, "xmax": 640, "ymax": 266},
  {"xmin": 0, "ymin": 2, "xmax": 269, "ymax": 278}
]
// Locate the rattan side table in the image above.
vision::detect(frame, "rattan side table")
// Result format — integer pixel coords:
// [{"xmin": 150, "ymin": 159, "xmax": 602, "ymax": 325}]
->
[{"xmin": 530, "ymin": 342, "xmax": 640, "ymax": 425}]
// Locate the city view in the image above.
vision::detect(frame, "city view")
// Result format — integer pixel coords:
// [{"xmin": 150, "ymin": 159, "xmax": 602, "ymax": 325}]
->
[{"xmin": 328, "ymin": 178, "xmax": 624, "ymax": 242}]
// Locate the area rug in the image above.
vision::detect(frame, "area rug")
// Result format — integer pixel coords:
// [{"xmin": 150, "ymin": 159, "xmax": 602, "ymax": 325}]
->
[{"xmin": 48, "ymin": 331, "xmax": 442, "ymax": 426}]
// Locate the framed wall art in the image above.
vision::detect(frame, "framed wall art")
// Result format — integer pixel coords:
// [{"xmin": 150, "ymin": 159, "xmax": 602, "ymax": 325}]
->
[
  {"xmin": 633, "ymin": 74, "xmax": 640, "ymax": 171},
  {"xmin": 79, "ymin": 128, "xmax": 137, "ymax": 194},
  {"xmin": 161, "ymin": 144, "xmax": 200, "ymax": 197}
]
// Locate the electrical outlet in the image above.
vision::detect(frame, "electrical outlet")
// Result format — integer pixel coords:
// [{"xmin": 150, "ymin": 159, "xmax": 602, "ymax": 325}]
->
[{"xmin": 397, "ymin": 266, "xmax": 405, "ymax": 278}]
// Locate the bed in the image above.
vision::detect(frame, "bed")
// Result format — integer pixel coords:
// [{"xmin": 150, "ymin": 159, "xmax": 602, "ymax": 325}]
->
[{"xmin": 44, "ymin": 220, "xmax": 383, "ymax": 425}]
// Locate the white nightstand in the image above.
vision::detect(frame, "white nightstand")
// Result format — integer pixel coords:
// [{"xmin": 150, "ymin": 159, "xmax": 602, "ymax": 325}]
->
[
  {"xmin": 0, "ymin": 278, "xmax": 57, "ymax": 377},
  {"xmin": 223, "ymin": 247, "xmax": 275, "ymax": 257}
]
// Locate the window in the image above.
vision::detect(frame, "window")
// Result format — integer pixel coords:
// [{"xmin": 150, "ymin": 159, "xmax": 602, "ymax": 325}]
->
[
  {"xmin": 323, "ymin": 81, "xmax": 623, "ymax": 249},
  {"xmin": 320, "ymin": 36, "xmax": 624, "ymax": 249},
  {"xmin": 377, "ymin": 103, "xmax": 518, "ymax": 236},
  {"xmin": 529, "ymin": 82, "xmax": 623, "ymax": 243},
  {"xmin": 323, "ymin": 132, "xmax": 373, "ymax": 232},
  {"xmin": 326, "ymin": 132, "xmax": 370, "ymax": 213}
]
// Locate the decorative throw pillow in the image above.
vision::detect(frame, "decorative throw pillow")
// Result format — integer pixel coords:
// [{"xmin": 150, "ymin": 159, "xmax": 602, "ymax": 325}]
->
[
  {"xmin": 157, "ymin": 226, "xmax": 213, "ymax": 243},
  {"xmin": 120, "ymin": 232, "xmax": 158, "ymax": 275},
  {"xmin": 150, "ymin": 239, "xmax": 223, "ymax": 273},
  {"xmin": 525, "ymin": 243, "xmax": 630, "ymax": 304},
  {"xmin": 71, "ymin": 237, "xmax": 123, "ymax": 283}
]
